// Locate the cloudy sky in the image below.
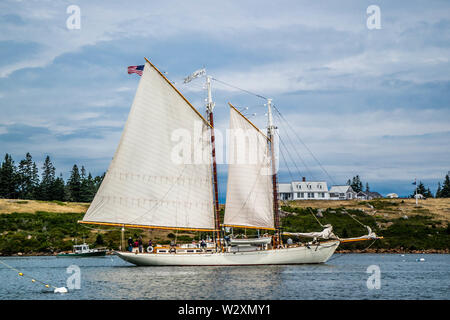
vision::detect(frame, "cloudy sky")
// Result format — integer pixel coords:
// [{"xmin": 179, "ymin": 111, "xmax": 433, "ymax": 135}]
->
[{"xmin": 1, "ymin": 0, "xmax": 449, "ymax": 200}]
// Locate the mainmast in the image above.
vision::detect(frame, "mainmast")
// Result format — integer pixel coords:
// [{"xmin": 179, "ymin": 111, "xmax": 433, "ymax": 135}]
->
[
  {"xmin": 206, "ymin": 75, "xmax": 222, "ymax": 247},
  {"xmin": 267, "ymin": 98, "xmax": 281, "ymax": 246}
]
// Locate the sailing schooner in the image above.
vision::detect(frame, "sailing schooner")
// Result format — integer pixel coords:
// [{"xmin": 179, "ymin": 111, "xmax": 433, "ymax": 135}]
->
[{"xmin": 79, "ymin": 58, "xmax": 378, "ymax": 266}]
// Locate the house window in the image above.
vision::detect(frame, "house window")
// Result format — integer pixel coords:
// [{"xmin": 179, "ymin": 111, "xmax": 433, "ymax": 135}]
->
[
  {"xmin": 307, "ymin": 184, "xmax": 312, "ymax": 190},
  {"xmin": 308, "ymin": 192, "xmax": 314, "ymax": 198},
  {"xmin": 320, "ymin": 192, "xmax": 325, "ymax": 198},
  {"xmin": 300, "ymin": 192, "xmax": 304, "ymax": 198},
  {"xmin": 297, "ymin": 192, "xmax": 301, "ymax": 198}
]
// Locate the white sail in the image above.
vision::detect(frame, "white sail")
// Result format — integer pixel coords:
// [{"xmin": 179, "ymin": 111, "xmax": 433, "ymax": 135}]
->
[
  {"xmin": 82, "ymin": 59, "xmax": 215, "ymax": 231},
  {"xmin": 223, "ymin": 104, "xmax": 274, "ymax": 230}
]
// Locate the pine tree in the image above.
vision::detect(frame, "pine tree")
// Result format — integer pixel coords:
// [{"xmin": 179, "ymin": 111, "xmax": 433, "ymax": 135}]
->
[
  {"xmin": 411, "ymin": 181, "xmax": 433, "ymax": 198},
  {"xmin": 80, "ymin": 171, "xmax": 96, "ymax": 202},
  {"xmin": 52, "ymin": 173, "xmax": 66, "ymax": 201},
  {"xmin": 365, "ymin": 182, "xmax": 370, "ymax": 192},
  {"xmin": 441, "ymin": 175, "xmax": 450, "ymax": 198},
  {"xmin": 67, "ymin": 165, "xmax": 82, "ymax": 202},
  {"xmin": 17, "ymin": 153, "xmax": 39, "ymax": 199},
  {"xmin": 0, "ymin": 154, "xmax": 19, "ymax": 199},
  {"xmin": 93, "ymin": 172, "xmax": 105, "ymax": 193},
  {"xmin": 436, "ymin": 182, "xmax": 442, "ymax": 198},
  {"xmin": 38, "ymin": 155, "xmax": 56, "ymax": 200},
  {"xmin": 350, "ymin": 175, "xmax": 363, "ymax": 193}
]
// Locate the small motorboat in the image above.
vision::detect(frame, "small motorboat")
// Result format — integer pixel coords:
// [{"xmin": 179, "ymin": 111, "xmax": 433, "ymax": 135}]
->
[{"xmin": 57, "ymin": 243, "xmax": 107, "ymax": 257}]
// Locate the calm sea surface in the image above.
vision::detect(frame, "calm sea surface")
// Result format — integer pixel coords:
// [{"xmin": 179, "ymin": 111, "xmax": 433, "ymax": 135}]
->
[{"xmin": 0, "ymin": 254, "xmax": 448, "ymax": 300}]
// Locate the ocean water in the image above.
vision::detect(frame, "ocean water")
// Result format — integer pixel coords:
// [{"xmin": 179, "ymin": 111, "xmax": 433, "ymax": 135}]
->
[{"xmin": 0, "ymin": 254, "xmax": 448, "ymax": 300}]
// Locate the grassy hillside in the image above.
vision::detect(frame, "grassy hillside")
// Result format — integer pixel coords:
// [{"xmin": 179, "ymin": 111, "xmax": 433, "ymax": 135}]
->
[{"xmin": 0, "ymin": 198, "xmax": 449, "ymax": 255}]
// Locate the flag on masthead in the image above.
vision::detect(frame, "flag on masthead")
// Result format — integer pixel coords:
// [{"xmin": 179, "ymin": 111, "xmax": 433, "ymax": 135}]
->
[{"xmin": 127, "ymin": 65, "xmax": 144, "ymax": 76}]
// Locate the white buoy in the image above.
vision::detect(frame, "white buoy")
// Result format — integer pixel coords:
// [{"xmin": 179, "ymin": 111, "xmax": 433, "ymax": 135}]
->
[
  {"xmin": 416, "ymin": 258, "xmax": 425, "ymax": 262},
  {"xmin": 54, "ymin": 287, "xmax": 68, "ymax": 294}
]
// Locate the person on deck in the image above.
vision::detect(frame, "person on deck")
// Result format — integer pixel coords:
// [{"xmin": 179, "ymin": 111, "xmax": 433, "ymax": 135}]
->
[
  {"xmin": 170, "ymin": 240, "xmax": 176, "ymax": 253},
  {"xmin": 286, "ymin": 238, "xmax": 293, "ymax": 247},
  {"xmin": 138, "ymin": 236, "xmax": 143, "ymax": 253},
  {"xmin": 127, "ymin": 237, "xmax": 133, "ymax": 252},
  {"xmin": 200, "ymin": 239, "xmax": 207, "ymax": 251}
]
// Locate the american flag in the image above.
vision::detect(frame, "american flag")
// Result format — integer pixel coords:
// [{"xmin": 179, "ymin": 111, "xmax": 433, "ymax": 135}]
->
[{"xmin": 127, "ymin": 65, "xmax": 144, "ymax": 76}]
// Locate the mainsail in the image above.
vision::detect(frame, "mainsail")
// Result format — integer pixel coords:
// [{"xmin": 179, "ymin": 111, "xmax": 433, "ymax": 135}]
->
[
  {"xmin": 81, "ymin": 58, "xmax": 215, "ymax": 231},
  {"xmin": 223, "ymin": 103, "xmax": 274, "ymax": 230}
]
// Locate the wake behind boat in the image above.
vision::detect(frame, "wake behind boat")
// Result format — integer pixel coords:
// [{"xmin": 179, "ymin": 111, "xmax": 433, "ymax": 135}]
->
[{"xmin": 78, "ymin": 57, "xmax": 380, "ymax": 266}]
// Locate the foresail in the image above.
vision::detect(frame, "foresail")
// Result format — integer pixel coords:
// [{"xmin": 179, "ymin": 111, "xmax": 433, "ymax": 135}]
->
[
  {"xmin": 223, "ymin": 104, "xmax": 274, "ymax": 230},
  {"xmin": 82, "ymin": 59, "xmax": 215, "ymax": 231}
]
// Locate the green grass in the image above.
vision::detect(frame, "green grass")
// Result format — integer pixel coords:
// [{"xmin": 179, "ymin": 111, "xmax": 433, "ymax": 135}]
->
[{"xmin": 280, "ymin": 205, "xmax": 450, "ymax": 251}]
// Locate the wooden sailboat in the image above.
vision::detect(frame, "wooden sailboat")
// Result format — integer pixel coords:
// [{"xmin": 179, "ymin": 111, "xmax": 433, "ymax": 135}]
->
[{"xmin": 79, "ymin": 58, "xmax": 376, "ymax": 266}]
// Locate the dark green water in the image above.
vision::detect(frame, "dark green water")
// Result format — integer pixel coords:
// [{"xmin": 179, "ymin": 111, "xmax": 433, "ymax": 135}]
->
[{"xmin": 0, "ymin": 254, "xmax": 448, "ymax": 299}]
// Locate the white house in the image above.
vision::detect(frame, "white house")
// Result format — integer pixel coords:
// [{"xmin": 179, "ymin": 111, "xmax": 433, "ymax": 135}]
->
[
  {"xmin": 278, "ymin": 178, "xmax": 329, "ymax": 200},
  {"xmin": 328, "ymin": 185, "xmax": 357, "ymax": 200}
]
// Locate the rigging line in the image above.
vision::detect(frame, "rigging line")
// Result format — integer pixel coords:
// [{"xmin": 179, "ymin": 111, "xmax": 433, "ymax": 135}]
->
[
  {"xmin": 342, "ymin": 210, "xmax": 368, "ymax": 229},
  {"xmin": 273, "ymin": 105, "xmax": 337, "ymax": 185},
  {"xmin": 275, "ymin": 124, "xmax": 316, "ymax": 181},
  {"xmin": 278, "ymin": 139, "xmax": 295, "ymax": 182},
  {"xmin": 211, "ymin": 78, "xmax": 267, "ymax": 100},
  {"xmin": 275, "ymin": 129, "xmax": 309, "ymax": 181},
  {"xmin": 327, "ymin": 239, "xmax": 378, "ymax": 263},
  {"xmin": 273, "ymin": 111, "xmax": 316, "ymax": 181},
  {"xmin": 307, "ymin": 207, "xmax": 324, "ymax": 228}
]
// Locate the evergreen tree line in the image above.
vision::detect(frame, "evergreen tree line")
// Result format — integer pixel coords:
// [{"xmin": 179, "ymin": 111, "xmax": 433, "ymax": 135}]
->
[
  {"xmin": 409, "ymin": 175, "xmax": 450, "ymax": 198},
  {"xmin": 346, "ymin": 174, "xmax": 450, "ymax": 198},
  {"xmin": 346, "ymin": 175, "xmax": 370, "ymax": 193},
  {"xmin": 0, "ymin": 153, "xmax": 104, "ymax": 202}
]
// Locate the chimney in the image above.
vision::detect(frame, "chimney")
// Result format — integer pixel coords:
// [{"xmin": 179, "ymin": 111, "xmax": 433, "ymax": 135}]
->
[{"xmin": 302, "ymin": 177, "xmax": 306, "ymax": 182}]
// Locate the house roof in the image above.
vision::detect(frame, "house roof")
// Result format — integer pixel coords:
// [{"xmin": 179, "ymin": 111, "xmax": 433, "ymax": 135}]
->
[
  {"xmin": 278, "ymin": 181, "xmax": 329, "ymax": 193},
  {"xmin": 367, "ymin": 191, "xmax": 382, "ymax": 198},
  {"xmin": 278, "ymin": 183, "xmax": 292, "ymax": 193},
  {"xmin": 291, "ymin": 181, "xmax": 328, "ymax": 192},
  {"xmin": 329, "ymin": 185, "xmax": 354, "ymax": 193}
]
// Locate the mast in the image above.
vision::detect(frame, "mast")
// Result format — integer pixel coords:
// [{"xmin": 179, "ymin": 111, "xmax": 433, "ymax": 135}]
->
[
  {"xmin": 267, "ymin": 98, "xmax": 281, "ymax": 246},
  {"xmin": 206, "ymin": 75, "xmax": 222, "ymax": 247}
]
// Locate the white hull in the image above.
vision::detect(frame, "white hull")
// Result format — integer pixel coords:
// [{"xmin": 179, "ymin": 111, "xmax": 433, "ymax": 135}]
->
[{"xmin": 115, "ymin": 241, "xmax": 340, "ymax": 266}]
